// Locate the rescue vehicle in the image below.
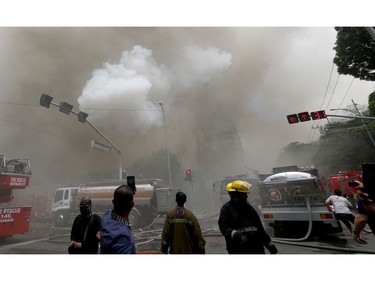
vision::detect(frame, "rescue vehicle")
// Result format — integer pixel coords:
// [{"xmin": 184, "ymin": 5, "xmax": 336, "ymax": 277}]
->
[
  {"xmin": 51, "ymin": 178, "xmax": 171, "ymax": 229},
  {"xmin": 258, "ymin": 166, "xmax": 342, "ymax": 238},
  {"xmin": 0, "ymin": 155, "xmax": 32, "ymax": 238},
  {"xmin": 326, "ymin": 170, "xmax": 362, "ymax": 197}
]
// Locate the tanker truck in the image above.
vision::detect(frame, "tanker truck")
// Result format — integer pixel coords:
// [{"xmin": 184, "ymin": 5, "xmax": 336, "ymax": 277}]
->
[
  {"xmin": 51, "ymin": 177, "xmax": 171, "ymax": 229},
  {"xmin": 0, "ymin": 155, "xmax": 32, "ymax": 238},
  {"xmin": 258, "ymin": 166, "xmax": 342, "ymax": 238}
]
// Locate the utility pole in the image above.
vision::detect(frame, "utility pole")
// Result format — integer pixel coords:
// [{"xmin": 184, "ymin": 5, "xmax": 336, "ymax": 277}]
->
[
  {"xmin": 159, "ymin": 102, "xmax": 173, "ymax": 188},
  {"xmin": 351, "ymin": 99, "xmax": 375, "ymax": 149}
]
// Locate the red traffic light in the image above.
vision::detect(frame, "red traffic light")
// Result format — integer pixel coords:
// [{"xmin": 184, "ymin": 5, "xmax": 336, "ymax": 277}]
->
[
  {"xmin": 310, "ymin": 110, "xmax": 327, "ymax": 120},
  {"xmin": 287, "ymin": 114, "xmax": 299, "ymax": 124},
  {"xmin": 185, "ymin": 169, "xmax": 193, "ymax": 181},
  {"xmin": 298, "ymin": 111, "xmax": 311, "ymax": 122}
]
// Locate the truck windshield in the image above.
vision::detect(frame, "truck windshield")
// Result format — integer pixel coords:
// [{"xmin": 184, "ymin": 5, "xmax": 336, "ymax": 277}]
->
[{"xmin": 53, "ymin": 190, "xmax": 63, "ymax": 203}]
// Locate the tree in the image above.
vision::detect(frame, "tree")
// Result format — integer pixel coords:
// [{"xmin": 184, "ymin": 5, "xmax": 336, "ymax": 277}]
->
[
  {"xmin": 276, "ymin": 142, "xmax": 318, "ymax": 167},
  {"xmin": 311, "ymin": 127, "xmax": 375, "ymax": 175},
  {"xmin": 368, "ymin": 90, "xmax": 375, "ymax": 116},
  {"xmin": 333, "ymin": 27, "xmax": 375, "ymax": 81}
]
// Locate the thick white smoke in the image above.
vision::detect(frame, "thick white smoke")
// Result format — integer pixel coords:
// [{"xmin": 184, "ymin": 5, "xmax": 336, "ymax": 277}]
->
[{"xmin": 78, "ymin": 45, "xmax": 233, "ymax": 136}]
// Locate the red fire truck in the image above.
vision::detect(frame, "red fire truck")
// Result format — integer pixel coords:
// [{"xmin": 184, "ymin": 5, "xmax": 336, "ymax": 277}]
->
[
  {"xmin": 326, "ymin": 170, "xmax": 362, "ymax": 197},
  {"xmin": 0, "ymin": 155, "xmax": 32, "ymax": 238}
]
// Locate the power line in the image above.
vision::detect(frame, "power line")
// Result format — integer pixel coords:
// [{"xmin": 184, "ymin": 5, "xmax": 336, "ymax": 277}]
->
[
  {"xmin": 319, "ymin": 63, "xmax": 335, "ymax": 110},
  {"xmin": 0, "ymin": 101, "xmax": 158, "ymax": 111},
  {"xmin": 310, "ymin": 73, "xmax": 341, "ymax": 142},
  {"xmin": 336, "ymin": 76, "xmax": 355, "ymax": 110},
  {"xmin": 0, "ymin": 117, "xmax": 87, "ymax": 146},
  {"xmin": 324, "ymin": 73, "xmax": 341, "ymax": 111},
  {"xmin": 306, "ymin": 62, "xmax": 335, "ymax": 143}
]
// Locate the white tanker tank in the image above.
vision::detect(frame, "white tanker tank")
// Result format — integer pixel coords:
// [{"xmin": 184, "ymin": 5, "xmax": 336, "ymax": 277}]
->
[{"xmin": 51, "ymin": 178, "xmax": 171, "ymax": 229}]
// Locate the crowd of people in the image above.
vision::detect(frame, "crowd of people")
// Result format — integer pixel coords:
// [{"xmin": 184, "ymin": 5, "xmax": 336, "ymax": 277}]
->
[
  {"xmin": 68, "ymin": 178, "xmax": 279, "ymax": 255},
  {"xmin": 68, "ymin": 175, "xmax": 375, "ymax": 255}
]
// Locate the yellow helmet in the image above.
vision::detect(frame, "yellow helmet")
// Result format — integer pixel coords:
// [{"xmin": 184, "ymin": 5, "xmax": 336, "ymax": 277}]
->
[{"xmin": 226, "ymin": 180, "xmax": 251, "ymax": 193}]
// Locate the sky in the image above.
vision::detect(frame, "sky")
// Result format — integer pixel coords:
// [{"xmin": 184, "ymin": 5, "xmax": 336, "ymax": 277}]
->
[
  {"xmin": 1, "ymin": 26, "xmax": 374, "ymax": 188},
  {"xmin": 1, "ymin": 1, "xmax": 374, "ymax": 278}
]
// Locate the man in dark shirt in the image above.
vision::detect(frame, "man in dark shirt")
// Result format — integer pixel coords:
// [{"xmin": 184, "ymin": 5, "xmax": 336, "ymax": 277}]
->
[
  {"xmin": 69, "ymin": 197, "xmax": 101, "ymax": 254},
  {"xmin": 218, "ymin": 180, "xmax": 278, "ymax": 254},
  {"xmin": 100, "ymin": 185, "xmax": 136, "ymax": 254}
]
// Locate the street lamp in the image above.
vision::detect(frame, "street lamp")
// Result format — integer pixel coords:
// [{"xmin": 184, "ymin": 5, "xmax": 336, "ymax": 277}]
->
[
  {"xmin": 40, "ymin": 93, "xmax": 125, "ymax": 179},
  {"xmin": 158, "ymin": 102, "xmax": 173, "ymax": 188}
]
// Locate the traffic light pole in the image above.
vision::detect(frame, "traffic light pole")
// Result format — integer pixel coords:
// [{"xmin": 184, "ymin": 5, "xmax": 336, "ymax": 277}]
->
[
  {"xmin": 326, "ymin": 114, "xmax": 375, "ymax": 121},
  {"xmin": 327, "ymin": 113, "xmax": 375, "ymax": 149},
  {"xmin": 43, "ymin": 97, "xmax": 124, "ymax": 180}
]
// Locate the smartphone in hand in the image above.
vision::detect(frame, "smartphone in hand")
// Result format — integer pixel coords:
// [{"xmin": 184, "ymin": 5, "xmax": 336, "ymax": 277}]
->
[
  {"xmin": 348, "ymin": 181, "xmax": 359, "ymax": 187},
  {"xmin": 127, "ymin": 176, "xmax": 136, "ymax": 193}
]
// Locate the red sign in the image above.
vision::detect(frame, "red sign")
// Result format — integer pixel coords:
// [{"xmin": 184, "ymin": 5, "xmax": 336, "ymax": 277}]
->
[{"xmin": 2, "ymin": 175, "xmax": 30, "ymax": 189}]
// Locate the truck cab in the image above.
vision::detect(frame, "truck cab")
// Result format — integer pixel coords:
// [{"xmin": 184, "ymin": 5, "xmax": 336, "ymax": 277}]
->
[{"xmin": 51, "ymin": 186, "xmax": 78, "ymax": 227}]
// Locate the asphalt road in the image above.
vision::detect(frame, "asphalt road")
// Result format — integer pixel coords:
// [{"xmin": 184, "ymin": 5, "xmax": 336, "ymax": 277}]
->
[{"xmin": 1, "ymin": 213, "xmax": 374, "ymax": 254}]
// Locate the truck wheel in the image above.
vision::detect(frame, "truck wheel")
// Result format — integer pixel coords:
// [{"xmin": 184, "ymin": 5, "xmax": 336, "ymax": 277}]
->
[
  {"xmin": 55, "ymin": 213, "xmax": 66, "ymax": 227},
  {"xmin": 129, "ymin": 210, "xmax": 140, "ymax": 229}
]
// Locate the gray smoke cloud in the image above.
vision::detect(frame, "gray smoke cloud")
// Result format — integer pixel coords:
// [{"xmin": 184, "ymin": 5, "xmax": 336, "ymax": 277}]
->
[{"xmin": 0, "ymin": 27, "xmax": 374, "ymax": 196}]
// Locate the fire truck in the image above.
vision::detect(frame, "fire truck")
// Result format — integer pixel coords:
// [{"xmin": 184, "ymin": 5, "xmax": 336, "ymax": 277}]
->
[
  {"xmin": 258, "ymin": 166, "xmax": 342, "ymax": 239},
  {"xmin": 51, "ymin": 178, "xmax": 171, "ymax": 229},
  {"xmin": 326, "ymin": 170, "xmax": 362, "ymax": 197},
  {"xmin": 0, "ymin": 155, "xmax": 32, "ymax": 238}
]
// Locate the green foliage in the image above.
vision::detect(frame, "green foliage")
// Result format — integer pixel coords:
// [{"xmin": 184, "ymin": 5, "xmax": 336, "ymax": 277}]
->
[
  {"xmin": 276, "ymin": 142, "xmax": 318, "ymax": 167},
  {"xmin": 312, "ymin": 127, "xmax": 375, "ymax": 175},
  {"xmin": 333, "ymin": 27, "xmax": 375, "ymax": 81},
  {"xmin": 278, "ymin": 119, "xmax": 375, "ymax": 177},
  {"xmin": 368, "ymin": 91, "xmax": 375, "ymax": 117}
]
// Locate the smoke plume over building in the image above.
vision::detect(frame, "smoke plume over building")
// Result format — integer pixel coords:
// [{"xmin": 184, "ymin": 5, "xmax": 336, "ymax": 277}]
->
[{"xmin": 0, "ymin": 27, "xmax": 373, "ymax": 201}]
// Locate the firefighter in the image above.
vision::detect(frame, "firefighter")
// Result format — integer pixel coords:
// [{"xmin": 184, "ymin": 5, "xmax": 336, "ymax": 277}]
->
[
  {"xmin": 161, "ymin": 191, "xmax": 206, "ymax": 254},
  {"xmin": 218, "ymin": 180, "xmax": 278, "ymax": 254}
]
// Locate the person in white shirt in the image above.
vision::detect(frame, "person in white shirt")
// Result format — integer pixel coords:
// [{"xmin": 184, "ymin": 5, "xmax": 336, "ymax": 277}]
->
[{"xmin": 325, "ymin": 189, "xmax": 355, "ymax": 233}]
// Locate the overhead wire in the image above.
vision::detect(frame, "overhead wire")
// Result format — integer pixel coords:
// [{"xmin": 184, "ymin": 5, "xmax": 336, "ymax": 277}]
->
[
  {"xmin": 306, "ymin": 62, "xmax": 334, "ymax": 143},
  {"xmin": 324, "ymin": 73, "xmax": 341, "ymax": 111},
  {"xmin": 336, "ymin": 76, "xmax": 355, "ymax": 110},
  {"xmin": 309, "ymin": 72, "xmax": 341, "ymax": 142}
]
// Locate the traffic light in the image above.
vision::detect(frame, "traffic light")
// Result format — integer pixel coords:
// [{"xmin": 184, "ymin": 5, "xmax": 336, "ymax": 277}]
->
[
  {"xmin": 287, "ymin": 114, "xmax": 299, "ymax": 124},
  {"xmin": 59, "ymin": 102, "xmax": 73, "ymax": 115},
  {"xmin": 310, "ymin": 110, "xmax": 327, "ymax": 120},
  {"xmin": 298, "ymin": 111, "xmax": 311, "ymax": 122},
  {"xmin": 287, "ymin": 109, "xmax": 327, "ymax": 124},
  {"xmin": 40, "ymin": 93, "xmax": 53, "ymax": 108},
  {"xmin": 78, "ymin": 111, "xmax": 89, "ymax": 123},
  {"xmin": 185, "ymin": 169, "xmax": 193, "ymax": 181}
]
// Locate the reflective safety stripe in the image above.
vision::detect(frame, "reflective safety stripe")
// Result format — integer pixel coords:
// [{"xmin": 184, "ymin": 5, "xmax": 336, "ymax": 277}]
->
[
  {"xmin": 237, "ymin": 226, "xmax": 258, "ymax": 233},
  {"xmin": 169, "ymin": 218, "xmax": 192, "ymax": 225}
]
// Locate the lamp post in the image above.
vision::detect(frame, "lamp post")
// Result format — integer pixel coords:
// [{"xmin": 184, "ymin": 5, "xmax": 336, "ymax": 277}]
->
[
  {"xmin": 158, "ymin": 102, "xmax": 173, "ymax": 188},
  {"xmin": 40, "ymin": 93, "xmax": 124, "ymax": 180}
]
